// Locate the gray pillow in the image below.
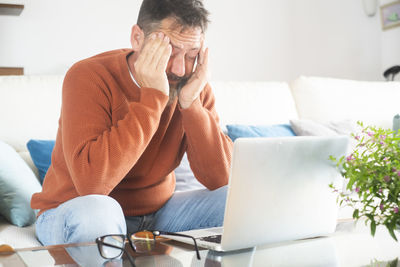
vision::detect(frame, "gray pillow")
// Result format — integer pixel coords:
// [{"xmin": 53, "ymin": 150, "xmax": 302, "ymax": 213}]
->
[
  {"xmin": 290, "ymin": 119, "xmax": 358, "ymax": 154},
  {"xmin": 290, "ymin": 119, "xmax": 356, "ymax": 136},
  {"xmin": 0, "ymin": 141, "xmax": 42, "ymax": 227},
  {"xmin": 290, "ymin": 119, "xmax": 337, "ymax": 136}
]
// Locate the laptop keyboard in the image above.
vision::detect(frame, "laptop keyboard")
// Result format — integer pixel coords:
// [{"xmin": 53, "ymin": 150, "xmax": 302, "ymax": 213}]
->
[{"xmin": 199, "ymin": 235, "xmax": 222, "ymax": 244}]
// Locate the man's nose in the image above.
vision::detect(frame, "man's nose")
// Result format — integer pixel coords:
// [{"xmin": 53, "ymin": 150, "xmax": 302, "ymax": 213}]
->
[{"xmin": 170, "ymin": 55, "xmax": 185, "ymax": 77}]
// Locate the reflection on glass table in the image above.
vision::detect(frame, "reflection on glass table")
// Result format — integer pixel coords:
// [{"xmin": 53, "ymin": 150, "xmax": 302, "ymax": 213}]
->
[
  {"xmin": 16, "ymin": 241, "xmax": 185, "ymax": 267},
  {"xmin": 96, "ymin": 230, "xmax": 201, "ymax": 266},
  {"xmin": 9, "ymin": 220, "xmax": 400, "ymax": 267},
  {"xmin": 179, "ymin": 220, "xmax": 400, "ymax": 267}
]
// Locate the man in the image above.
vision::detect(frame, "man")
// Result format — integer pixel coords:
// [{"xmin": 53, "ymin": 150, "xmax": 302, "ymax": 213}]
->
[{"xmin": 31, "ymin": 0, "xmax": 233, "ymax": 245}]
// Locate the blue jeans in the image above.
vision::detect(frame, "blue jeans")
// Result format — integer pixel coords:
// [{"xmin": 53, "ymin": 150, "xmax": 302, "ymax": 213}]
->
[{"xmin": 35, "ymin": 186, "xmax": 227, "ymax": 246}]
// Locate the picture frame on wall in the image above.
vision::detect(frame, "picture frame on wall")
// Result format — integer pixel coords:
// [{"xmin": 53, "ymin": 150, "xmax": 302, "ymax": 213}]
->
[{"xmin": 380, "ymin": 1, "xmax": 400, "ymax": 30}]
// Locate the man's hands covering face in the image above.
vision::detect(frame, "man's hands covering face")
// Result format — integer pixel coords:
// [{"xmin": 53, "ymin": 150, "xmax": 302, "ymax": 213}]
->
[
  {"xmin": 134, "ymin": 32, "xmax": 172, "ymax": 96},
  {"xmin": 178, "ymin": 43, "xmax": 210, "ymax": 109},
  {"xmin": 132, "ymin": 32, "xmax": 209, "ymax": 108}
]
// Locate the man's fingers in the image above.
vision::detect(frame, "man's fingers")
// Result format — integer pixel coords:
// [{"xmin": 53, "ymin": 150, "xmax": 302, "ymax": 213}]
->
[
  {"xmin": 198, "ymin": 47, "xmax": 204, "ymax": 66},
  {"xmin": 195, "ymin": 46, "xmax": 208, "ymax": 75},
  {"xmin": 141, "ymin": 33, "xmax": 165, "ymax": 66},
  {"xmin": 197, "ymin": 39, "xmax": 206, "ymax": 65},
  {"xmin": 131, "ymin": 31, "xmax": 170, "ymax": 95},
  {"xmin": 156, "ymin": 42, "xmax": 172, "ymax": 72},
  {"xmin": 134, "ymin": 33, "xmax": 155, "ymax": 67},
  {"xmin": 152, "ymin": 34, "xmax": 171, "ymax": 69},
  {"xmin": 138, "ymin": 33, "xmax": 156, "ymax": 58},
  {"xmin": 203, "ymin": 47, "xmax": 209, "ymax": 68}
]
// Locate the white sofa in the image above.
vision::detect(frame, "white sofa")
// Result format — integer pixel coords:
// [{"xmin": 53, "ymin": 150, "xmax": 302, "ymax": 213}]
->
[{"xmin": 1, "ymin": 75, "xmax": 400, "ymax": 249}]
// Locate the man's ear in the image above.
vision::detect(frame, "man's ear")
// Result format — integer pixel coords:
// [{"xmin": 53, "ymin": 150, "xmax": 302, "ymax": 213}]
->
[{"xmin": 130, "ymin": 25, "xmax": 145, "ymax": 52}]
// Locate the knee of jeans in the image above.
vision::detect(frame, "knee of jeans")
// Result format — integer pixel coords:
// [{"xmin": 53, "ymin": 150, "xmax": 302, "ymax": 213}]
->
[
  {"xmin": 212, "ymin": 185, "xmax": 228, "ymax": 199},
  {"xmin": 63, "ymin": 195, "xmax": 126, "ymax": 244}
]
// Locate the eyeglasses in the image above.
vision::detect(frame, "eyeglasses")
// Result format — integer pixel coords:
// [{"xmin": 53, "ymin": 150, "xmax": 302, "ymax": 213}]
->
[{"xmin": 96, "ymin": 230, "xmax": 201, "ymax": 266}]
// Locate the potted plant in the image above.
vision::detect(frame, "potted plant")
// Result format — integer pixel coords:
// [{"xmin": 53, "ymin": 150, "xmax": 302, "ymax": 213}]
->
[{"xmin": 330, "ymin": 122, "xmax": 400, "ymax": 240}]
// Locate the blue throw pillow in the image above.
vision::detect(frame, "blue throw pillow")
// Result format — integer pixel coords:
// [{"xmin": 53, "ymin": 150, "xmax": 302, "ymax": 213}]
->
[
  {"xmin": 226, "ymin": 124, "xmax": 296, "ymax": 142},
  {"xmin": 0, "ymin": 140, "xmax": 42, "ymax": 227},
  {"xmin": 27, "ymin": 140, "xmax": 55, "ymax": 184}
]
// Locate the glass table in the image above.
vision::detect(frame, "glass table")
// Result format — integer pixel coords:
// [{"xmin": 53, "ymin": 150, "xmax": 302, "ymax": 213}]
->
[{"xmin": 2, "ymin": 219, "xmax": 400, "ymax": 266}]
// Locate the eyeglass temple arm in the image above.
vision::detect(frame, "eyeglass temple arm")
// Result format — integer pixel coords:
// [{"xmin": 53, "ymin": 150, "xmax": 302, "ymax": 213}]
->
[
  {"xmin": 101, "ymin": 241, "xmax": 137, "ymax": 267},
  {"xmin": 156, "ymin": 231, "xmax": 201, "ymax": 260}
]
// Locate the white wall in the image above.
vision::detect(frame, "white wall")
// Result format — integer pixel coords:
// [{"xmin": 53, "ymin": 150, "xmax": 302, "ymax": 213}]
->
[
  {"xmin": 288, "ymin": 0, "xmax": 382, "ymax": 81},
  {"xmin": 206, "ymin": 0, "xmax": 384, "ymax": 81},
  {"xmin": 0, "ymin": 0, "xmax": 398, "ymax": 81},
  {"xmin": 0, "ymin": 0, "xmax": 139, "ymax": 75}
]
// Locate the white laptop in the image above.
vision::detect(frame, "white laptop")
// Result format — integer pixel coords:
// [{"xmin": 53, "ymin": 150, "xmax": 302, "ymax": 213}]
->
[{"xmin": 169, "ymin": 136, "xmax": 348, "ymax": 252}]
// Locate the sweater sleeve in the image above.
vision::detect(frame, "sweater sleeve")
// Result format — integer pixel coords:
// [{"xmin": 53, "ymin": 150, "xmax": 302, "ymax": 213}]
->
[
  {"xmin": 61, "ymin": 63, "xmax": 168, "ymax": 195},
  {"xmin": 179, "ymin": 84, "xmax": 233, "ymax": 190}
]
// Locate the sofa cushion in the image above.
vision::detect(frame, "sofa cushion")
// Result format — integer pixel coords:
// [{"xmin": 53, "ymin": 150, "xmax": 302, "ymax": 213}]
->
[
  {"xmin": 0, "ymin": 141, "xmax": 42, "ymax": 227},
  {"xmin": 0, "ymin": 216, "xmax": 40, "ymax": 248},
  {"xmin": 226, "ymin": 124, "xmax": 296, "ymax": 142},
  {"xmin": 210, "ymin": 81, "xmax": 298, "ymax": 129},
  {"xmin": 18, "ymin": 151, "xmax": 40, "ymax": 179},
  {"xmin": 27, "ymin": 140, "xmax": 55, "ymax": 184},
  {"xmin": 289, "ymin": 119, "xmax": 357, "ymax": 136},
  {"xmin": 290, "ymin": 119, "xmax": 358, "ymax": 155},
  {"xmin": 290, "ymin": 76, "xmax": 400, "ymax": 129}
]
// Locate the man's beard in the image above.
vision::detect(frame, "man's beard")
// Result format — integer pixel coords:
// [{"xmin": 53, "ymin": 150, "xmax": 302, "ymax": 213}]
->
[{"xmin": 167, "ymin": 73, "xmax": 190, "ymax": 105}]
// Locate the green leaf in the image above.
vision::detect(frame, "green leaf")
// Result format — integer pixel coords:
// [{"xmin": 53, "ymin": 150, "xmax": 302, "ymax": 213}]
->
[
  {"xmin": 353, "ymin": 209, "xmax": 359, "ymax": 219},
  {"xmin": 366, "ymin": 213, "xmax": 374, "ymax": 221},
  {"xmin": 370, "ymin": 220, "xmax": 376, "ymax": 236},
  {"xmin": 388, "ymin": 258, "xmax": 398, "ymax": 267},
  {"xmin": 388, "ymin": 226, "xmax": 398, "ymax": 241},
  {"xmin": 347, "ymin": 178, "xmax": 356, "ymax": 190}
]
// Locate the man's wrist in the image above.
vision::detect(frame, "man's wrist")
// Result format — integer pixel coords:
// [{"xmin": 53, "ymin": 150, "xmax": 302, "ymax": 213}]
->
[
  {"xmin": 179, "ymin": 80, "xmax": 206, "ymax": 109},
  {"xmin": 178, "ymin": 98, "xmax": 194, "ymax": 109}
]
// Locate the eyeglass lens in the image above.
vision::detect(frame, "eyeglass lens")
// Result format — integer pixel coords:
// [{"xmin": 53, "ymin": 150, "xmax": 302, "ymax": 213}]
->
[{"xmin": 100, "ymin": 235, "xmax": 125, "ymax": 258}]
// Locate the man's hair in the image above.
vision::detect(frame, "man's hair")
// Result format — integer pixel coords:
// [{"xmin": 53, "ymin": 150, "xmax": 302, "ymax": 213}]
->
[{"xmin": 137, "ymin": 0, "xmax": 210, "ymax": 35}]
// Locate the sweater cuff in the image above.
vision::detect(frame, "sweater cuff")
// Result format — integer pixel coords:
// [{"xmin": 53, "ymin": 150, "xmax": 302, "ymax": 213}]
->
[
  {"xmin": 179, "ymin": 98, "xmax": 210, "ymax": 129},
  {"xmin": 178, "ymin": 97, "xmax": 203, "ymax": 114},
  {"xmin": 140, "ymin": 87, "xmax": 169, "ymax": 111}
]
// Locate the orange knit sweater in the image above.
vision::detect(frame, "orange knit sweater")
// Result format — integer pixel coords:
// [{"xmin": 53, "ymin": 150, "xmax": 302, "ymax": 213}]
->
[{"xmin": 31, "ymin": 49, "xmax": 233, "ymax": 216}]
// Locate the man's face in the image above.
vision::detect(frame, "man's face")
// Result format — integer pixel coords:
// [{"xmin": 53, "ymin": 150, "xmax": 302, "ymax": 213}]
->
[{"xmin": 158, "ymin": 18, "xmax": 203, "ymax": 90}]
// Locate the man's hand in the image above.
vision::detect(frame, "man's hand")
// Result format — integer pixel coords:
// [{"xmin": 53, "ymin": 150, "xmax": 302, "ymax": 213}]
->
[
  {"xmin": 133, "ymin": 32, "xmax": 172, "ymax": 96},
  {"xmin": 179, "ymin": 43, "xmax": 210, "ymax": 109}
]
